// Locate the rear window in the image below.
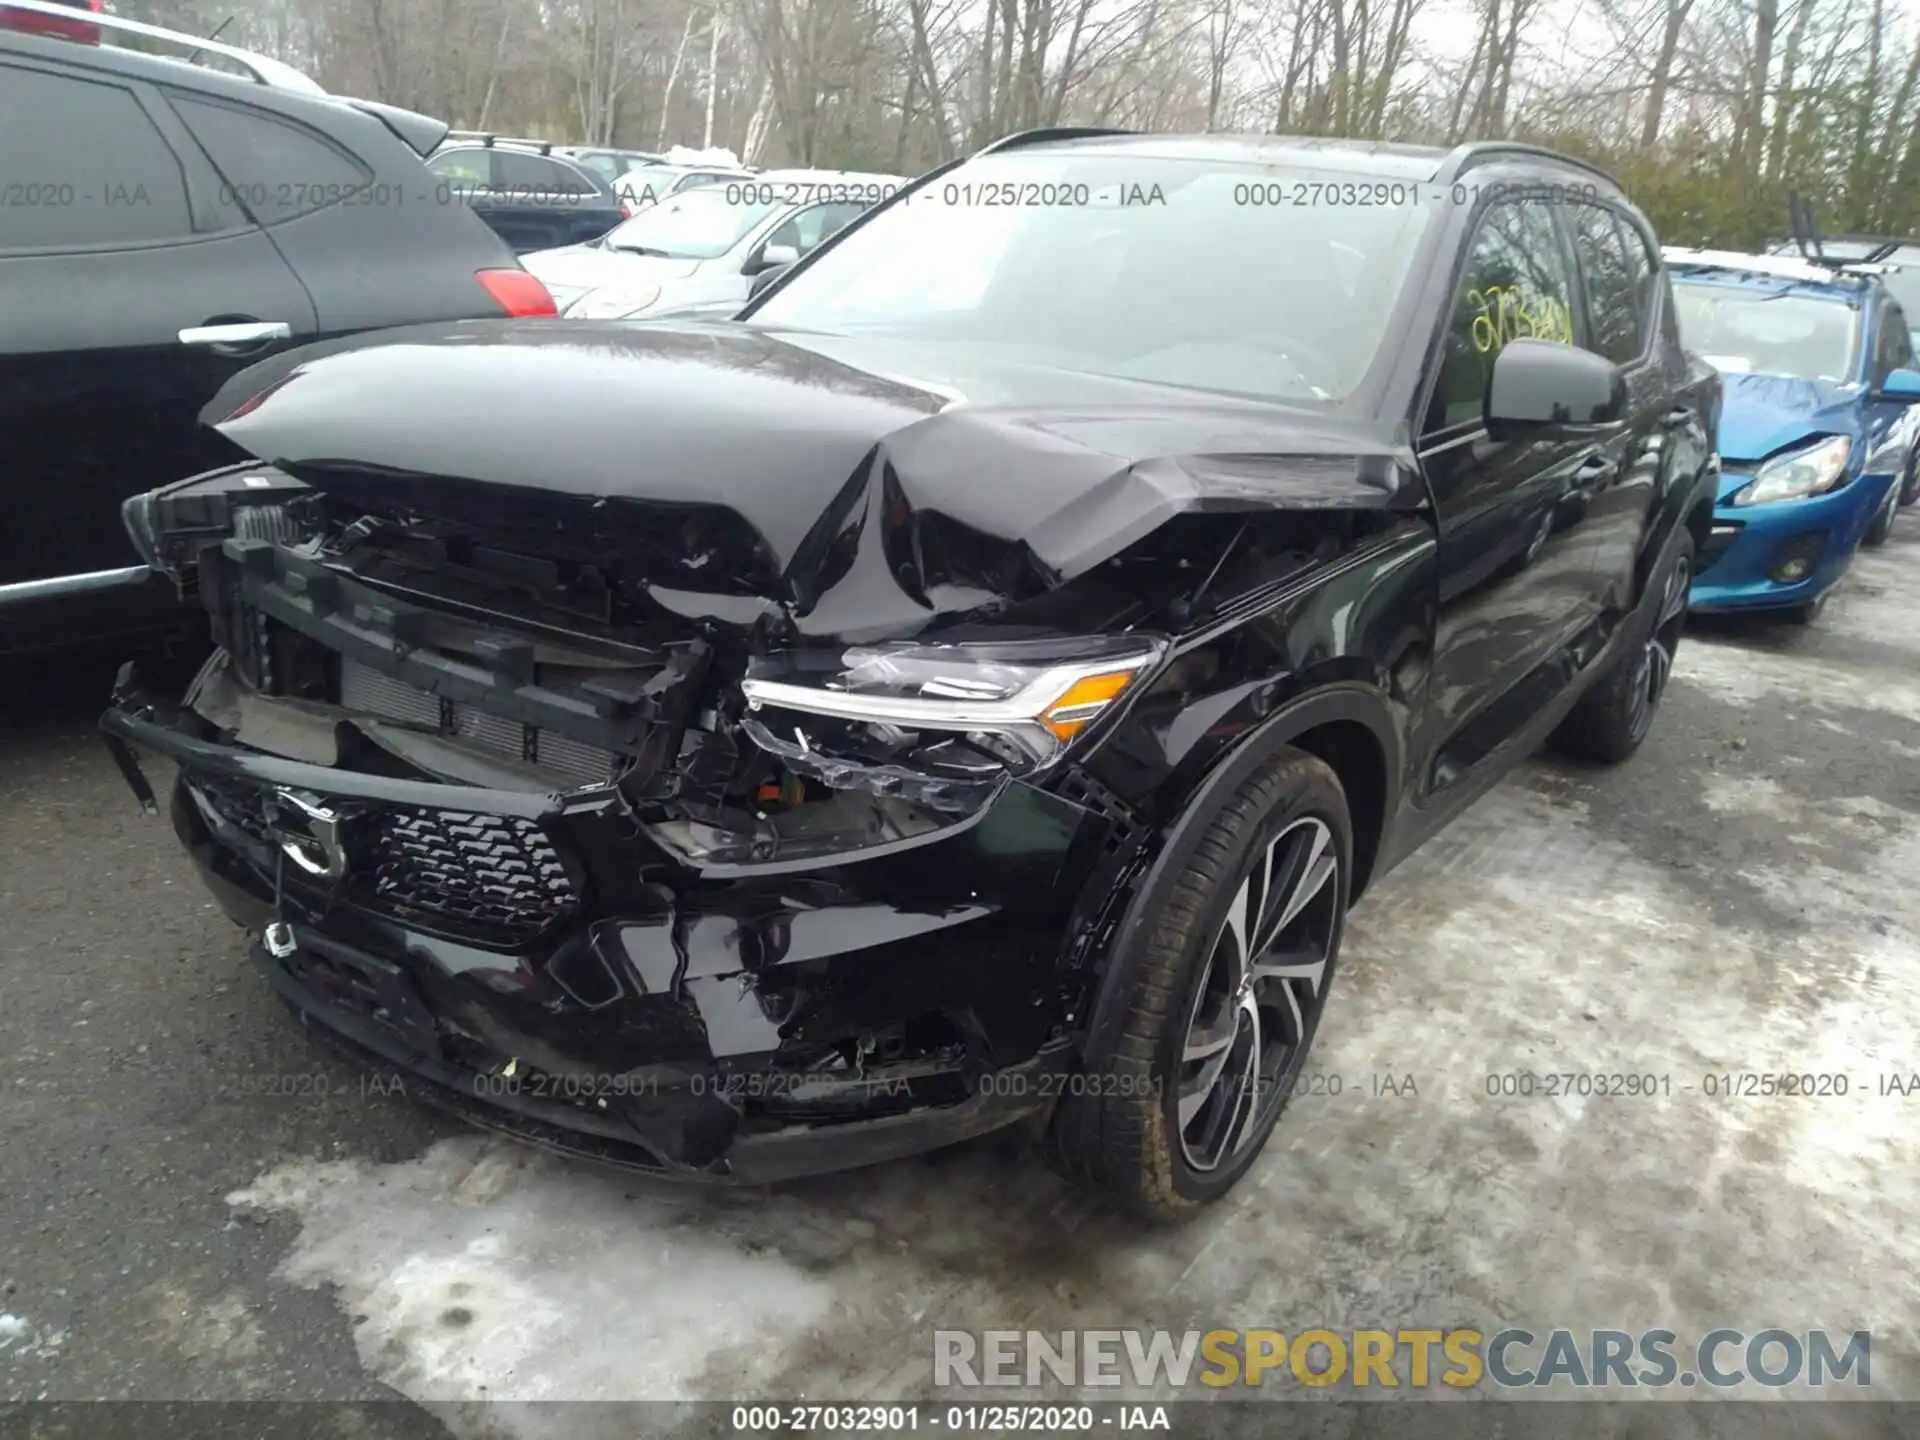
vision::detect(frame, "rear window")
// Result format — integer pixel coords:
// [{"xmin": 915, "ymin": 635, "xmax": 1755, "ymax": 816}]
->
[
  {"xmin": 0, "ymin": 63, "xmax": 194, "ymax": 249},
  {"xmin": 494, "ymin": 151, "xmax": 598, "ymax": 197},
  {"xmin": 169, "ymin": 93, "xmax": 371, "ymax": 224}
]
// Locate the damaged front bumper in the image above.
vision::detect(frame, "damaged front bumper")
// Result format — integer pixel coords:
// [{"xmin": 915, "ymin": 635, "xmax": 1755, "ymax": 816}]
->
[{"xmin": 101, "ymin": 668, "xmax": 1133, "ymax": 1184}]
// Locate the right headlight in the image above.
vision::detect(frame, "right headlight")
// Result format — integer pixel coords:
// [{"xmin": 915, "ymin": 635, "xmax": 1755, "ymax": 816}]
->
[
  {"xmin": 1735, "ymin": 435, "xmax": 1852, "ymax": 506},
  {"xmin": 739, "ymin": 635, "xmax": 1166, "ymax": 793}
]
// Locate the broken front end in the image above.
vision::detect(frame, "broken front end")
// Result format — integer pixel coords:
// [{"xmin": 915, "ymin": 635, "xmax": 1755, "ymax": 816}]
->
[{"xmin": 102, "ymin": 466, "xmax": 1159, "ymax": 1182}]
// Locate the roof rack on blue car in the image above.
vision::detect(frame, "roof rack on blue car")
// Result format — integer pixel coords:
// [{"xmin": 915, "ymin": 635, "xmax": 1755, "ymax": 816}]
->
[{"xmin": 1661, "ymin": 246, "xmax": 1894, "ymax": 286}]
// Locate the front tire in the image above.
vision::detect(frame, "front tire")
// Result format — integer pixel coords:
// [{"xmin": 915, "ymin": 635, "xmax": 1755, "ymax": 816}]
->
[
  {"xmin": 1864, "ymin": 475, "xmax": 1900, "ymax": 547},
  {"xmin": 1552, "ymin": 535, "xmax": 1692, "ymax": 765},
  {"xmin": 1047, "ymin": 749, "xmax": 1351, "ymax": 1220}
]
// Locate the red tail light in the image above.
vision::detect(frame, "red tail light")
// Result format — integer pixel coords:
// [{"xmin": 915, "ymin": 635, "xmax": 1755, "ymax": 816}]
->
[
  {"xmin": 475, "ymin": 268, "xmax": 558, "ymax": 318},
  {"xmin": 619, "ymin": 202, "xmax": 633, "ymax": 219},
  {"xmin": 0, "ymin": 0, "xmax": 103, "ymax": 42}
]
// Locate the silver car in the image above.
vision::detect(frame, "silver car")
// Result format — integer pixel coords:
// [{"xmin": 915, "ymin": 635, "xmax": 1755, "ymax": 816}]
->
[
  {"xmin": 611, "ymin": 163, "xmax": 757, "ymax": 214},
  {"xmin": 524, "ymin": 169, "xmax": 907, "ymax": 320}
]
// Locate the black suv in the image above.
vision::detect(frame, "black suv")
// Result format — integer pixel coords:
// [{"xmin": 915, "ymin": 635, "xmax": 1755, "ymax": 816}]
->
[
  {"xmin": 0, "ymin": 0, "xmax": 558, "ymax": 654},
  {"xmin": 104, "ymin": 130, "xmax": 1718, "ymax": 1218}
]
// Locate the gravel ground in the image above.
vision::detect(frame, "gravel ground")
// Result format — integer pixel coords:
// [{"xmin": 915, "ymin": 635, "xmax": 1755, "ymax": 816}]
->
[{"xmin": 3, "ymin": 530, "xmax": 1919, "ymax": 1439}]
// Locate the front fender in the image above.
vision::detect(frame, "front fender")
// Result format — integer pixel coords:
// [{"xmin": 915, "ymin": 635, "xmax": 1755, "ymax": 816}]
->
[{"xmin": 1075, "ymin": 678, "xmax": 1403, "ymax": 1073}]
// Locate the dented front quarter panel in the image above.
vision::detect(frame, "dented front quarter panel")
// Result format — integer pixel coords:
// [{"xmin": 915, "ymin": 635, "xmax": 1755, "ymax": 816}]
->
[{"xmin": 1085, "ymin": 512, "xmax": 1438, "ymax": 833}]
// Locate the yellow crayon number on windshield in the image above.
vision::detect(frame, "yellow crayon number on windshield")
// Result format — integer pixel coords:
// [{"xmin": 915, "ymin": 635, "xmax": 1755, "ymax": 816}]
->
[{"xmin": 1468, "ymin": 285, "xmax": 1573, "ymax": 354}]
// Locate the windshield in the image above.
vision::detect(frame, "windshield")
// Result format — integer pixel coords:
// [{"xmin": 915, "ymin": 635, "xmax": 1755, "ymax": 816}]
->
[
  {"xmin": 1672, "ymin": 282, "xmax": 1860, "ymax": 383},
  {"xmin": 748, "ymin": 154, "xmax": 1435, "ymax": 405},
  {"xmin": 573, "ymin": 152, "xmax": 623, "ymax": 181},
  {"xmin": 601, "ymin": 188, "xmax": 778, "ymax": 259}
]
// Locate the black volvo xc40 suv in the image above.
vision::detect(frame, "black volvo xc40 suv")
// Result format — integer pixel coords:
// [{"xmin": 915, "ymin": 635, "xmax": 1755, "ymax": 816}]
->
[{"xmin": 104, "ymin": 130, "xmax": 1720, "ymax": 1218}]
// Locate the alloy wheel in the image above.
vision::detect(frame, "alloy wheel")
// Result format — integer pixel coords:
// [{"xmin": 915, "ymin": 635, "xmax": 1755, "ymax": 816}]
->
[
  {"xmin": 1627, "ymin": 554, "xmax": 1690, "ymax": 742},
  {"xmin": 1176, "ymin": 816, "xmax": 1341, "ymax": 1173}
]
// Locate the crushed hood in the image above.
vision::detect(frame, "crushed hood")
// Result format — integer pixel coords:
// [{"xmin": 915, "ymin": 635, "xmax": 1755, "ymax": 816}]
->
[
  {"xmin": 1716, "ymin": 371, "xmax": 1863, "ymax": 467},
  {"xmin": 203, "ymin": 319, "xmax": 1425, "ymax": 639}
]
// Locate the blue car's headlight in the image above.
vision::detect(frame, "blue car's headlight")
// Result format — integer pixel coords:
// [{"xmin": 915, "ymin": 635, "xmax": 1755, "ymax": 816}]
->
[{"xmin": 1734, "ymin": 435, "xmax": 1852, "ymax": 506}]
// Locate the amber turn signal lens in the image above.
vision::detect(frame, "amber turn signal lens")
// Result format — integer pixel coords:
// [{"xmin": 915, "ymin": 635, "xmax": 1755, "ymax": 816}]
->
[{"xmin": 1039, "ymin": 670, "xmax": 1141, "ymax": 742}]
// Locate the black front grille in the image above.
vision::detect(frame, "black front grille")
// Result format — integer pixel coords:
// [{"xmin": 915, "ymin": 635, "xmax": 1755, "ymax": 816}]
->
[
  {"xmin": 186, "ymin": 776, "xmax": 579, "ymax": 941},
  {"xmin": 370, "ymin": 808, "xmax": 577, "ymax": 937}
]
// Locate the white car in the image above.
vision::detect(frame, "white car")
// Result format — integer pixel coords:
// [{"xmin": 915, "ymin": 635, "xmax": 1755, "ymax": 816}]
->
[
  {"xmin": 553, "ymin": 146, "xmax": 666, "ymax": 184},
  {"xmin": 611, "ymin": 163, "xmax": 757, "ymax": 215},
  {"xmin": 525, "ymin": 170, "xmax": 907, "ymax": 319}
]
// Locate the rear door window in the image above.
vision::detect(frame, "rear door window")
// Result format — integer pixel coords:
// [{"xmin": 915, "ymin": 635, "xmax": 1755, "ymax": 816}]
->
[
  {"xmin": 428, "ymin": 149, "xmax": 492, "ymax": 189},
  {"xmin": 169, "ymin": 94, "xmax": 371, "ymax": 224},
  {"xmin": 0, "ymin": 63, "xmax": 195, "ymax": 250},
  {"xmin": 493, "ymin": 151, "xmax": 596, "ymax": 198}
]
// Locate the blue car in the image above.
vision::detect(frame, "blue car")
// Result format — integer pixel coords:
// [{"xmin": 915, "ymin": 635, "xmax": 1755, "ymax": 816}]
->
[{"xmin": 1666, "ymin": 248, "xmax": 1920, "ymax": 622}]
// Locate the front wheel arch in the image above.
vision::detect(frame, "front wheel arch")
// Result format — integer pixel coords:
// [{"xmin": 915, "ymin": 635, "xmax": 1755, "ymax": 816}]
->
[{"xmin": 1077, "ymin": 683, "xmax": 1397, "ymax": 1075}]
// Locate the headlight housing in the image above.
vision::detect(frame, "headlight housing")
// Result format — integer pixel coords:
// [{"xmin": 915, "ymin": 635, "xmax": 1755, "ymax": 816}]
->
[
  {"xmin": 1735, "ymin": 435, "xmax": 1853, "ymax": 506},
  {"xmin": 738, "ymin": 636, "xmax": 1165, "ymax": 808},
  {"xmin": 564, "ymin": 283, "xmax": 662, "ymax": 319}
]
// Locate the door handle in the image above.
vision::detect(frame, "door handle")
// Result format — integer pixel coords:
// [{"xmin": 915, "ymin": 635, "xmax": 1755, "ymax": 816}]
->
[{"xmin": 179, "ymin": 320, "xmax": 292, "ymax": 347}]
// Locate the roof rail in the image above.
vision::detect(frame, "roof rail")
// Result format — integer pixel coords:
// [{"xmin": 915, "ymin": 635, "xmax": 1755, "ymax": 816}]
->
[
  {"xmin": 1443, "ymin": 141, "xmax": 1621, "ymax": 191},
  {"xmin": 978, "ymin": 126, "xmax": 1138, "ymax": 155},
  {"xmin": 0, "ymin": 0, "xmax": 323, "ymax": 93},
  {"xmin": 443, "ymin": 130, "xmax": 554, "ymax": 155},
  {"xmin": 1661, "ymin": 246, "xmax": 1889, "ymax": 285}
]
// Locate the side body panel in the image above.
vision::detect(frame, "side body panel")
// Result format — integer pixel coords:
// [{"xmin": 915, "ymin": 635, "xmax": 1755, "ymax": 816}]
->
[{"xmin": 0, "ymin": 49, "xmax": 317, "ymax": 598}]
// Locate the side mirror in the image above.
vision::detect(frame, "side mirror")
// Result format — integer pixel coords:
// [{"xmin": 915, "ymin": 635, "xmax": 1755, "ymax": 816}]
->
[
  {"xmin": 1875, "ymin": 366, "xmax": 1920, "ymax": 402},
  {"xmin": 748, "ymin": 262, "xmax": 791, "ymax": 299},
  {"xmin": 746, "ymin": 242, "xmax": 799, "ymax": 276},
  {"xmin": 1485, "ymin": 339, "xmax": 1626, "ymax": 438}
]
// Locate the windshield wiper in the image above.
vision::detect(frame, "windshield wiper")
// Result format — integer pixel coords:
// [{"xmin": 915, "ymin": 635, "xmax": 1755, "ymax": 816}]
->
[{"xmin": 609, "ymin": 244, "xmax": 672, "ymax": 257}]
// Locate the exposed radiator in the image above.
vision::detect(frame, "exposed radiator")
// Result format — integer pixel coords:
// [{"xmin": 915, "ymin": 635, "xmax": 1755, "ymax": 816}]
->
[{"xmin": 339, "ymin": 658, "xmax": 618, "ymax": 789}]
